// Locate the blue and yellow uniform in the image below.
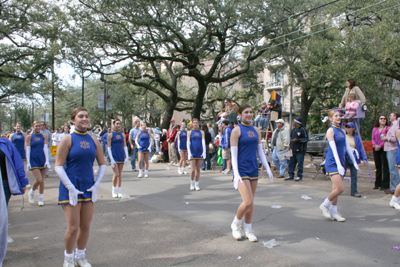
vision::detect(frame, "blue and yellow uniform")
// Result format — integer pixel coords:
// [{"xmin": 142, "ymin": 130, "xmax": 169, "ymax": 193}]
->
[
  {"xmin": 396, "ymin": 127, "xmax": 400, "ymax": 169},
  {"xmin": 30, "ymin": 133, "xmax": 46, "ymax": 170},
  {"xmin": 58, "ymin": 129, "xmax": 96, "ymax": 205},
  {"xmin": 237, "ymin": 122, "xmax": 259, "ymax": 180},
  {"xmin": 12, "ymin": 132, "xmax": 26, "ymax": 160},
  {"xmin": 138, "ymin": 130, "xmax": 150, "ymax": 153},
  {"xmin": 190, "ymin": 129, "xmax": 203, "ymax": 159},
  {"xmin": 111, "ymin": 131, "xmax": 125, "ymax": 164},
  {"xmin": 179, "ymin": 131, "xmax": 187, "ymax": 151},
  {"xmin": 325, "ymin": 124, "xmax": 346, "ymax": 176}
]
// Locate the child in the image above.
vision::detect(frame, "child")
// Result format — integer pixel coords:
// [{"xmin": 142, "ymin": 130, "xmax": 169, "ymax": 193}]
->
[
  {"xmin": 254, "ymin": 101, "xmax": 271, "ymax": 129},
  {"xmin": 344, "ymin": 93, "xmax": 359, "ymax": 119},
  {"xmin": 217, "ymin": 104, "xmax": 234, "ymax": 127}
]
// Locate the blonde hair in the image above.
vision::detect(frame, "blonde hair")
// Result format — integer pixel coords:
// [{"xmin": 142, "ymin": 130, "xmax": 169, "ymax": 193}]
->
[
  {"xmin": 32, "ymin": 121, "xmax": 41, "ymax": 127},
  {"xmin": 192, "ymin": 118, "xmax": 200, "ymax": 123},
  {"xmin": 141, "ymin": 121, "xmax": 147, "ymax": 126}
]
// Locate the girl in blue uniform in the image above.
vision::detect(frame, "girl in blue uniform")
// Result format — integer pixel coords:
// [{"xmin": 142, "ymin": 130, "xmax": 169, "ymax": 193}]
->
[
  {"xmin": 9, "ymin": 122, "xmax": 27, "ymax": 161},
  {"xmin": 230, "ymin": 104, "xmax": 273, "ymax": 242},
  {"xmin": 26, "ymin": 121, "xmax": 51, "ymax": 206},
  {"xmin": 177, "ymin": 122, "xmax": 188, "ymax": 175},
  {"xmin": 107, "ymin": 119, "xmax": 129, "ymax": 198},
  {"xmin": 319, "ymin": 110, "xmax": 359, "ymax": 222},
  {"xmin": 55, "ymin": 107, "xmax": 106, "ymax": 267},
  {"xmin": 135, "ymin": 122, "xmax": 153, "ymax": 178},
  {"xmin": 389, "ymin": 126, "xmax": 400, "ymax": 210},
  {"xmin": 187, "ymin": 118, "xmax": 206, "ymax": 191}
]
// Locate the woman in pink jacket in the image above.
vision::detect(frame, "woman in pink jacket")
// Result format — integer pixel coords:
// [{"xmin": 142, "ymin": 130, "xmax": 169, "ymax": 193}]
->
[{"xmin": 371, "ymin": 115, "xmax": 390, "ymax": 190}]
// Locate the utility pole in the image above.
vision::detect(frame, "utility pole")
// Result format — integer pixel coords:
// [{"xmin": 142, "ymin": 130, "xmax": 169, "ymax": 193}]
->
[
  {"xmin": 51, "ymin": 61, "xmax": 55, "ymax": 130},
  {"xmin": 289, "ymin": 79, "xmax": 293, "ymax": 130},
  {"xmin": 81, "ymin": 68, "xmax": 85, "ymax": 106},
  {"xmin": 103, "ymin": 79, "xmax": 107, "ymax": 129}
]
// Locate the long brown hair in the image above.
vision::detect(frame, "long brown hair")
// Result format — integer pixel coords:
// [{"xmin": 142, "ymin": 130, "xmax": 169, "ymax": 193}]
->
[
  {"xmin": 374, "ymin": 114, "xmax": 389, "ymax": 128},
  {"xmin": 70, "ymin": 107, "xmax": 88, "ymax": 120},
  {"xmin": 347, "ymin": 78, "xmax": 356, "ymax": 89},
  {"xmin": 239, "ymin": 104, "xmax": 252, "ymax": 114}
]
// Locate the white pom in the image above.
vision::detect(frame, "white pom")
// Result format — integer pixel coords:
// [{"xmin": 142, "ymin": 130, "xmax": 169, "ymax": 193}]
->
[{"xmin": 321, "ymin": 116, "xmax": 329, "ymax": 123}]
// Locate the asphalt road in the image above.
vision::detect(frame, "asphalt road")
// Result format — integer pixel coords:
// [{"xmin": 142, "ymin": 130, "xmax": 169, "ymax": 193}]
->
[{"xmin": 4, "ymin": 159, "xmax": 400, "ymax": 267}]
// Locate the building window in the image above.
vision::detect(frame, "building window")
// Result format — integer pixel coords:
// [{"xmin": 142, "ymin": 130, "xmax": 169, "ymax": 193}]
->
[{"xmin": 270, "ymin": 71, "xmax": 285, "ymax": 87}]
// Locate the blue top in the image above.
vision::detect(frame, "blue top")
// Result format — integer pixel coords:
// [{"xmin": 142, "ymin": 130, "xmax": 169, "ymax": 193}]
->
[
  {"xmin": 58, "ymin": 129, "xmax": 97, "ymax": 205},
  {"xmin": 111, "ymin": 131, "xmax": 125, "ymax": 163},
  {"xmin": 346, "ymin": 134, "xmax": 367, "ymax": 164},
  {"xmin": 30, "ymin": 132, "xmax": 46, "ymax": 170},
  {"xmin": 221, "ymin": 126, "xmax": 233, "ymax": 149},
  {"xmin": 12, "ymin": 132, "xmax": 26, "ymax": 160},
  {"xmin": 102, "ymin": 132, "xmax": 108, "ymax": 144},
  {"xmin": 138, "ymin": 130, "xmax": 150, "ymax": 152},
  {"xmin": 190, "ymin": 129, "xmax": 203, "ymax": 159},
  {"xmin": 325, "ymin": 124, "xmax": 346, "ymax": 176},
  {"xmin": 179, "ymin": 131, "xmax": 187, "ymax": 151},
  {"xmin": 237, "ymin": 122, "xmax": 259, "ymax": 180},
  {"xmin": 396, "ymin": 128, "xmax": 400, "ymax": 168},
  {"xmin": 0, "ymin": 137, "xmax": 29, "ymax": 195}
]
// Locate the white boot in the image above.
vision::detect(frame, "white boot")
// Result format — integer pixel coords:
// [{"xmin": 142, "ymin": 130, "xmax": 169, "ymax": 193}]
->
[{"xmin": 138, "ymin": 170, "xmax": 143, "ymax": 178}]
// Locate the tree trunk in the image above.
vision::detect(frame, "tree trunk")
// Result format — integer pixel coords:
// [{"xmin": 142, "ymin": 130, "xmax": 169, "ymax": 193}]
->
[
  {"xmin": 191, "ymin": 80, "xmax": 208, "ymax": 120},
  {"xmin": 300, "ymin": 89, "xmax": 315, "ymax": 129},
  {"xmin": 161, "ymin": 94, "xmax": 179, "ymax": 130}
]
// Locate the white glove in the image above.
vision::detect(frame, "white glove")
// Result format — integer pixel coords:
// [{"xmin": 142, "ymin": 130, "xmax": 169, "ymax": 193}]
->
[
  {"xmin": 231, "ymin": 146, "xmax": 242, "ymax": 189},
  {"xmin": 135, "ymin": 136, "xmax": 142, "ymax": 149},
  {"xmin": 187, "ymin": 140, "xmax": 192, "ymax": 159},
  {"xmin": 26, "ymin": 145, "xmax": 31, "ymax": 171},
  {"xmin": 55, "ymin": 166, "xmax": 83, "ymax": 206},
  {"xmin": 201, "ymin": 139, "xmax": 206, "ymax": 159},
  {"xmin": 345, "ymin": 139, "xmax": 359, "ymax": 171},
  {"xmin": 329, "ymin": 141, "xmax": 344, "ymax": 176},
  {"xmin": 124, "ymin": 146, "xmax": 129, "ymax": 166},
  {"xmin": 87, "ymin": 165, "xmax": 106, "ymax": 203},
  {"xmin": 148, "ymin": 138, "xmax": 153, "ymax": 151},
  {"xmin": 257, "ymin": 143, "xmax": 273, "ymax": 183},
  {"xmin": 107, "ymin": 147, "xmax": 116, "ymax": 168},
  {"xmin": 178, "ymin": 139, "xmax": 181, "ymax": 153},
  {"xmin": 44, "ymin": 144, "xmax": 51, "ymax": 169}
]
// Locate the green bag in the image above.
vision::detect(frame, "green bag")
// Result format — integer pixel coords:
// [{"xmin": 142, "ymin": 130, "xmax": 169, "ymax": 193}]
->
[{"xmin": 217, "ymin": 147, "xmax": 223, "ymax": 166}]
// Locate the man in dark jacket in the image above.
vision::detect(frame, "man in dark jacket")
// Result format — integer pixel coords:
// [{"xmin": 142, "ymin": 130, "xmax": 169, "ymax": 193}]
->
[{"xmin": 285, "ymin": 117, "xmax": 309, "ymax": 181}]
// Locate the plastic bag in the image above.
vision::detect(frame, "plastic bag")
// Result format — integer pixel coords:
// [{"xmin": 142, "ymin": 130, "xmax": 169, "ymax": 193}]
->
[
  {"xmin": 262, "ymin": 239, "xmax": 279, "ymax": 249},
  {"xmin": 217, "ymin": 147, "xmax": 223, "ymax": 166}
]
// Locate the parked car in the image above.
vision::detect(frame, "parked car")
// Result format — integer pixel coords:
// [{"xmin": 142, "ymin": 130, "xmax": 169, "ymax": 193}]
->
[{"xmin": 307, "ymin": 134, "xmax": 327, "ymax": 156}]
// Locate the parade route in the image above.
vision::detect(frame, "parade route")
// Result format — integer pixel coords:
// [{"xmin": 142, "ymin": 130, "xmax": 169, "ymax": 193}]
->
[{"xmin": 4, "ymin": 159, "xmax": 400, "ymax": 266}]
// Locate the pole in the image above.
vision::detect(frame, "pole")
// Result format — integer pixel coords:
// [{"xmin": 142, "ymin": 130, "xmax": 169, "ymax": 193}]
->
[
  {"xmin": 51, "ymin": 62, "xmax": 55, "ymax": 130},
  {"xmin": 31, "ymin": 101, "xmax": 34, "ymax": 124},
  {"xmin": 81, "ymin": 68, "xmax": 84, "ymax": 106},
  {"xmin": 289, "ymin": 79, "xmax": 293, "ymax": 130},
  {"xmin": 103, "ymin": 80, "xmax": 107, "ymax": 128}
]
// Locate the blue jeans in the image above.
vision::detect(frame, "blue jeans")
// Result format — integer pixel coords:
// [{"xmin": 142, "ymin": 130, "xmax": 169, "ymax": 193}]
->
[
  {"xmin": 344, "ymin": 159, "xmax": 358, "ymax": 195},
  {"xmin": 155, "ymin": 141, "xmax": 160, "ymax": 153},
  {"xmin": 201, "ymin": 145, "xmax": 211, "ymax": 170},
  {"xmin": 2, "ymin": 179, "xmax": 11, "ymax": 207},
  {"xmin": 288, "ymin": 153, "xmax": 305, "ymax": 179},
  {"xmin": 271, "ymin": 121, "xmax": 277, "ymax": 131},
  {"xmin": 131, "ymin": 147, "xmax": 145, "ymax": 170},
  {"xmin": 222, "ymin": 159, "xmax": 227, "ymax": 171},
  {"xmin": 387, "ymin": 149, "xmax": 400, "ymax": 191},
  {"xmin": 272, "ymin": 147, "xmax": 287, "ymax": 176},
  {"xmin": 255, "ymin": 117, "xmax": 270, "ymax": 128}
]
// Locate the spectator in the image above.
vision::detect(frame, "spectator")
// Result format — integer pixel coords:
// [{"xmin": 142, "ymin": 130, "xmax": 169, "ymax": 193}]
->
[
  {"xmin": 271, "ymin": 119, "xmax": 289, "ymax": 178},
  {"xmin": 268, "ymin": 99, "xmax": 282, "ymax": 130},
  {"xmin": 0, "ymin": 137, "xmax": 28, "ymax": 247},
  {"xmin": 201, "ymin": 124, "xmax": 212, "ymax": 170},
  {"xmin": 102, "ymin": 128, "xmax": 111, "ymax": 162},
  {"xmin": 344, "ymin": 122, "xmax": 367, "ymax": 197},
  {"xmin": 207, "ymin": 123, "xmax": 215, "ymax": 141},
  {"xmin": 285, "ymin": 117, "xmax": 308, "ymax": 181},
  {"xmin": 372, "ymin": 115, "xmax": 390, "ymax": 190},
  {"xmin": 224, "ymin": 98, "xmax": 239, "ymax": 116},
  {"xmin": 343, "ymin": 93, "xmax": 360, "ymax": 119},
  {"xmin": 99, "ymin": 127, "xmax": 108, "ymax": 155},
  {"xmin": 254, "ymin": 101, "xmax": 270, "ymax": 129},
  {"xmin": 339, "ymin": 78, "xmax": 366, "ymax": 108},
  {"xmin": 382, "ymin": 111, "xmax": 400, "ymax": 194},
  {"xmin": 160, "ymin": 129, "xmax": 169, "ymax": 162},
  {"xmin": 128, "ymin": 120, "xmax": 143, "ymax": 171},
  {"xmin": 167, "ymin": 119, "xmax": 179, "ymax": 166},
  {"xmin": 221, "ymin": 120, "xmax": 233, "ymax": 174},
  {"xmin": 52, "ymin": 129, "xmax": 59, "ymax": 146}
]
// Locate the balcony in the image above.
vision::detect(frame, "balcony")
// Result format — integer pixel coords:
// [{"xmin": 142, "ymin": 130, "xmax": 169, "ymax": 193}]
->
[{"xmin": 265, "ymin": 81, "xmax": 285, "ymax": 90}]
